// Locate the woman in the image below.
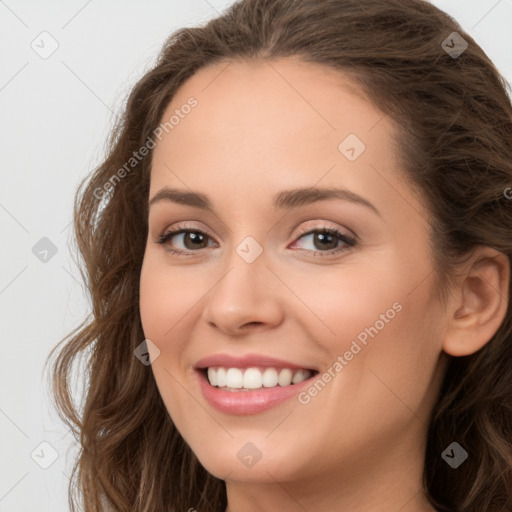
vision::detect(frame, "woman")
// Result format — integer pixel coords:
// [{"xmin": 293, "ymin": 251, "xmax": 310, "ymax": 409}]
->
[{"xmin": 47, "ymin": 0, "xmax": 512, "ymax": 510}]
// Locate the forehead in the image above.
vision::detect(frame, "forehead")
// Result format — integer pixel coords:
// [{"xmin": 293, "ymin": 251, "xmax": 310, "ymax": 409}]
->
[
  {"xmin": 156, "ymin": 57, "xmax": 383, "ymax": 157},
  {"xmin": 149, "ymin": 57, "xmax": 424, "ymax": 222}
]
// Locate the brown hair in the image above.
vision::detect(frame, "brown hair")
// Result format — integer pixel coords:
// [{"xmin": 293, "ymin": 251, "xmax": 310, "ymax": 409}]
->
[{"xmin": 46, "ymin": 0, "xmax": 512, "ymax": 510}]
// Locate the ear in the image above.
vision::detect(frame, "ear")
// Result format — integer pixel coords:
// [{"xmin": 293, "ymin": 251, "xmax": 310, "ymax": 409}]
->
[{"xmin": 443, "ymin": 247, "xmax": 510, "ymax": 357}]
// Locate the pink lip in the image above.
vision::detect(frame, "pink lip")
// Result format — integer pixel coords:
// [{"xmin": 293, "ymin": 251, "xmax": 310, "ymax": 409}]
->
[
  {"xmin": 196, "ymin": 369, "xmax": 317, "ymax": 415},
  {"xmin": 194, "ymin": 353, "xmax": 317, "ymax": 371}
]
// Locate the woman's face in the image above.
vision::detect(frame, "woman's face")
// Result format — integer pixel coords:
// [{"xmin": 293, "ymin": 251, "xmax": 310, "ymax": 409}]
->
[{"xmin": 139, "ymin": 58, "xmax": 449, "ymax": 486}]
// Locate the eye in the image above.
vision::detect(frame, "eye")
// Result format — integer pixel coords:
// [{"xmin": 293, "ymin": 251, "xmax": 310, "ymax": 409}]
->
[
  {"xmin": 290, "ymin": 226, "xmax": 356, "ymax": 257},
  {"xmin": 156, "ymin": 223, "xmax": 357, "ymax": 258},
  {"xmin": 156, "ymin": 222, "xmax": 216, "ymax": 256}
]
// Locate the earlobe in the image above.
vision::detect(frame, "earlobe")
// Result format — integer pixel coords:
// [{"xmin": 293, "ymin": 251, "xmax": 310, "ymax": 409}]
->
[{"xmin": 442, "ymin": 247, "xmax": 510, "ymax": 357}]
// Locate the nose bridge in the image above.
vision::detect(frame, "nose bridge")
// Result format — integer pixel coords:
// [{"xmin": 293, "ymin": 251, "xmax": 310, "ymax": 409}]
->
[
  {"xmin": 214, "ymin": 233, "xmax": 269, "ymax": 304},
  {"xmin": 202, "ymin": 232, "xmax": 284, "ymax": 332}
]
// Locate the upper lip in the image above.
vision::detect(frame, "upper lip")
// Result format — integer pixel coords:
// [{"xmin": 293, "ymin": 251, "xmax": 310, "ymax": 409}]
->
[{"xmin": 194, "ymin": 353, "xmax": 318, "ymax": 371}]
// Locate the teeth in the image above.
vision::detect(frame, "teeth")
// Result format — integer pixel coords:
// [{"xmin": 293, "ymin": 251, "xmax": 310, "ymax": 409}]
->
[
  {"xmin": 291, "ymin": 369, "xmax": 310, "ymax": 384},
  {"xmin": 207, "ymin": 367, "xmax": 217, "ymax": 386},
  {"xmin": 262, "ymin": 367, "xmax": 278, "ymax": 387},
  {"xmin": 206, "ymin": 367, "xmax": 314, "ymax": 390},
  {"xmin": 278, "ymin": 368, "xmax": 293, "ymax": 386},
  {"xmin": 226, "ymin": 368, "xmax": 243, "ymax": 388},
  {"xmin": 216, "ymin": 367, "xmax": 226, "ymax": 387},
  {"xmin": 243, "ymin": 368, "xmax": 262, "ymax": 389}
]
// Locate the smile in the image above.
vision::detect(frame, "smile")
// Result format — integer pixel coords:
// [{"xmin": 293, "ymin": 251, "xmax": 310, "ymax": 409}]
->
[
  {"xmin": 206, "ymin": 366, "xmax": 315, "ymax": 390},
  {"xmin": 194, "ymin": 353, "xmax": 320, "ymax": 415}
]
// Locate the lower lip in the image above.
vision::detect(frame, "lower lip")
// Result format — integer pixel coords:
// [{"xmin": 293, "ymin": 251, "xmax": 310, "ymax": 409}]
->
[{"xmin": 196, "ymin": 369, "xmax": 317, "ymax": 415}]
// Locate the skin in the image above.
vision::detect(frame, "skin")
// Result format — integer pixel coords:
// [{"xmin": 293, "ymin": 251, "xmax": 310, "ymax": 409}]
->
[{"xmin": 139, "ymin": 57, "xmax": 509, "ymax": 512}]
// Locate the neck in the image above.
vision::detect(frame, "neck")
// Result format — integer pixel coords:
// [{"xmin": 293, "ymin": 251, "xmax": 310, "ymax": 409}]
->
[{"xmin": 225, "ymin": 477, "xmax": 437, "ymax": 512}]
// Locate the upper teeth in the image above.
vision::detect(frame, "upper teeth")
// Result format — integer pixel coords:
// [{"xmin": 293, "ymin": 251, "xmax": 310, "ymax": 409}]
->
[{"xmin": 207, "ymin": 367, "xmax": 313, "ymax": 389}]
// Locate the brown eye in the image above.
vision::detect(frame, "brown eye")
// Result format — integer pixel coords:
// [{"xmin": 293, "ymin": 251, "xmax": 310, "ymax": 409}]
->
[
  {"xmin": 157, "ymin": 227, "xmax": 215, "ymax": 255},
  {"xmin": 291, "ymin": 227, "xmax": 356, "ymax": 256}
]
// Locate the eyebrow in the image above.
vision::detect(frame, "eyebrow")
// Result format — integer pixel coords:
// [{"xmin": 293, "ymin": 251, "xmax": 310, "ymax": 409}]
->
[{"xmin": 149, "ymin": 186, "xmax": 380, "ymax": 216}]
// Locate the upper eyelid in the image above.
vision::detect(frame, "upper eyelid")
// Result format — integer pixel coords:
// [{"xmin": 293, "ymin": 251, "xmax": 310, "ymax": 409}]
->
[{"xmin": 159, "ymin": 219, "xmax": 352, "ymax": 238}]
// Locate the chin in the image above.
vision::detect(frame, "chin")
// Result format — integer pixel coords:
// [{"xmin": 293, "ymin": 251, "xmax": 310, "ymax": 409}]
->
[{"xmin": 191, "ymin": 439, "xmax": 301, "ymax": 483}]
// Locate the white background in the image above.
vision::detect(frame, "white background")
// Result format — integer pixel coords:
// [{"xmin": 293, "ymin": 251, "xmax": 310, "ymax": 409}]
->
[{"xmin": 1, "ymin": 1, "xmax": 511, "ymax": 511}]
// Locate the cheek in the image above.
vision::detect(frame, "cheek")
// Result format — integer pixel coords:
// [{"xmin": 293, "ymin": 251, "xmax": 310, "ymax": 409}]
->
[
  {"xmin": 283, "ymin": 258, "xmax": 403, "ymax": 346},
  {"xmin": 293, "ymin": 251, "xmax": 441, "ymax": 400},
  {"xmin": 139, "ymin": 276, "xmax": 167, "ymax": 342},
  {"xmin": 139, "ymin": 255, "xmax": 197, "ymax": 426},
  {"xmin": 334, "ymin": 275, "xmax": 443, "ymax": 425},
  {"xmin": 139, "ymin": 251, "xmax": 198, "ymax": 341}
]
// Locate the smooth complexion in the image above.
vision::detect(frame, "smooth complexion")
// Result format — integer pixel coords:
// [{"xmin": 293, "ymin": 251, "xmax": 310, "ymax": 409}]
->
[{"xmin": 139, "ymin": 57, "xmax": 509, "ymax": 512}]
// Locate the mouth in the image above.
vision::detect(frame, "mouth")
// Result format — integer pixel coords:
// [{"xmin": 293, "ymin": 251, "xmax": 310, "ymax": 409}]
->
[
  {"xmin": 199, "ymin": 366, "xmax": 319, "ymax": 391},
  {"xmin": 195, "ymin": 363, "xmax": 320, "ymax": 415}
]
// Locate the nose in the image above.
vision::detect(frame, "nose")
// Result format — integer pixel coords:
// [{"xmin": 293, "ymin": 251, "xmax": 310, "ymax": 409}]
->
[{"xmin": 201, "ymin": 249, "xmax": 285, "ymax": 336}]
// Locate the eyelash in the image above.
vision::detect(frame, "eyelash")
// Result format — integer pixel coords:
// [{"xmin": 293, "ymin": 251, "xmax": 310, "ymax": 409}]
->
[{"xmin": 156, "ymin": 222, "xmax": 357, "ymax": 258}]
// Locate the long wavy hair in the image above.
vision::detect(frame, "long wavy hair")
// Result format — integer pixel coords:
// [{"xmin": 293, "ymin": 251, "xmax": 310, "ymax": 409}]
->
[{"xmin": 45, "ymin": 0, "xmax": 512, "ymax": 510}]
